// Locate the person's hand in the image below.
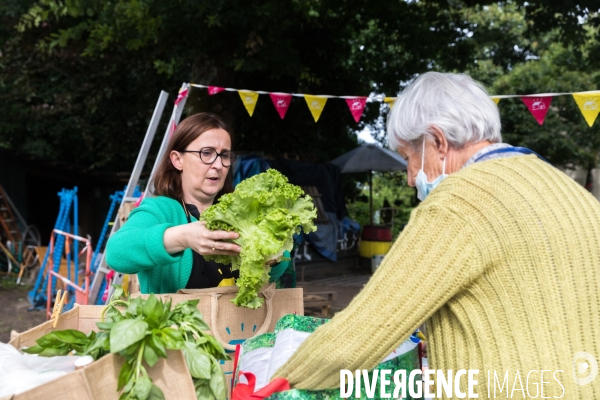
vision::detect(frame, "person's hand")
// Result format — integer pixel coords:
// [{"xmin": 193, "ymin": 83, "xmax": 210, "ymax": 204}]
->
[
  {"xmin": 188, "ymin": 221, "xmax": 241, "ymax": 256},
  {"xmin": 163, "ymin": 222, "xmax": 240, "ymax": 255},
  {"xmin": 265, "ymin": 259, "xmax": 278, "ymax": 267}
]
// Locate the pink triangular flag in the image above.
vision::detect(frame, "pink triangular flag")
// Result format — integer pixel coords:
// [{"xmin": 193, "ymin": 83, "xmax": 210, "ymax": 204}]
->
[
  {"xmin": 521, "ymin": 96, "xmax": 553, "ymax": 125},
  {"xmin": 168, "ymin": 120, "xmax": 177, "ymax": 139},
  {"xmin": 175, "ymin": 88, "xmax": 189, "ymax": 105},
  {"xmin": 269, "ymin": 93, "xmax": 292, "ymax": 119},
  {"xmin": 208, "ymin": 86, "xmax": 225, "ymax": 96},
  {"xmin": 345, "ymin": 97, "xmax": 367, "ymax": 122}
]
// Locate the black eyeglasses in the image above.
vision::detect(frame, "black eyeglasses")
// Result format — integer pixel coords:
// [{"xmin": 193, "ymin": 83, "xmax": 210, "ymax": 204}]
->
[{"xmin": 180, "ymin": 147, "xmax": 237, "ymax": 167}]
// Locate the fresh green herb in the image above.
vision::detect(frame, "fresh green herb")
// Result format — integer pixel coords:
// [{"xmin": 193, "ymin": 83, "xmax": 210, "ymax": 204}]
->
[
  {"xmin": 22, "ymin": 329, "xmax": 92, "ymax": 357},
  {"xmin": 201, "ymin": 169, "xmax": 317, "ymax": 308},
  {"xmin": 24, "ymin": 287, "xmax": 228, "ymax": 400}
]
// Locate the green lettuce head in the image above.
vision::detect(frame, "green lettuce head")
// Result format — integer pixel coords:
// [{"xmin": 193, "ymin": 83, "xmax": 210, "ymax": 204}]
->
[{"xmin": 200, "ymin": 169, "xmax": 317, "ymax": 308}]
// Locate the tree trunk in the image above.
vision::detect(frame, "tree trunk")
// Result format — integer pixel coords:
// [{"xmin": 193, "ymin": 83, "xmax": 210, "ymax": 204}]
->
[{"xmin": 585, "ymin": 167, "xmax": 594, "ymax": 193}]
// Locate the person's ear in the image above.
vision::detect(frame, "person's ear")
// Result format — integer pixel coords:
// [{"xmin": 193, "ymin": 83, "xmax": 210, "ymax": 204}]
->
[
  {"xmin": 429, "ymin": 126, "xmax": 449, "ymax": 159},
  {"xmin": 170, "ymin": 150, "xmax": 184, "ymax": 171}
]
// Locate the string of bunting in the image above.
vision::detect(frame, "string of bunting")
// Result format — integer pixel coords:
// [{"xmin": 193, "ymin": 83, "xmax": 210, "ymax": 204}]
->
[{"xmin": 189, "ymin": 83, "xmax": 600, "ymax": 127}]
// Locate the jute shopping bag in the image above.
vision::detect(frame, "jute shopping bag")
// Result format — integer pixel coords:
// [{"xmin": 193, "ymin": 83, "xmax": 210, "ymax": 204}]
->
[
  {"xmin": 3, "ymin": 350, "xmax": 193, "ymax": 400},
  {"xmin": 135, "ymin": 283, "xmax": 304, "ymax": 395},
  {"xmin": 135, "ymin": 284, "xmax": 304, "ymax": 350},
  {"xmin": 7, "ymin": 305, "xmax": 196, "ymax": 400},
  {"xmin": 8, "ymin": 304, "xmax": 103, "ymax": 349}
]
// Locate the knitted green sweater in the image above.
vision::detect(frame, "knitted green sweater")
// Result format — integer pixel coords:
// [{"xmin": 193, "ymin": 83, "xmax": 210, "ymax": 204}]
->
[
  {"xmin": 274, "ymin": 155, "xmax": 600, "ymax": 398},
  {"xmin": 106, "ymin": 196, "xmax": 194, "ymax": 294}
]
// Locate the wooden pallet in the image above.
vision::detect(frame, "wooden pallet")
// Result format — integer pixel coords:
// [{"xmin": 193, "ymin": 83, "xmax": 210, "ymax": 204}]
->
[
  {"xmin": 300, "ymin": 186, "xmax": 330, "ymax": 224},
  {"xmin": 303, "ymin": 290, "xmax": 337, "ymax": 318}
]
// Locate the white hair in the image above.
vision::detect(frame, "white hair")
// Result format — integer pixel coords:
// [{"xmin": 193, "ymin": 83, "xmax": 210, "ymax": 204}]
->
[{"xmin": 386, "ymin": 72, "xmax": 502, "ymax": 151}]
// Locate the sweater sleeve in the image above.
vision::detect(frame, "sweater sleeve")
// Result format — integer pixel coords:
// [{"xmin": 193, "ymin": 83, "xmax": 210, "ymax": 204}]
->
[
  {"xmin": 268, "ymin": 250, "xmax": 291, "ymax": 282},
  {"xmin": 273, "ymin": 204, "xmax": 487, "ymax": 389},
  {"xmin": 105, "ymin": 202, "xmax": 184, "ymax": 275}
]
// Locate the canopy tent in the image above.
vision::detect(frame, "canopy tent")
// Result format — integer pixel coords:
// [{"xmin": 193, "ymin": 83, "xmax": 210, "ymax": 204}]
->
[{"xmin": 330, "ymin": 144, "xmax": 407, "ymax": 225}]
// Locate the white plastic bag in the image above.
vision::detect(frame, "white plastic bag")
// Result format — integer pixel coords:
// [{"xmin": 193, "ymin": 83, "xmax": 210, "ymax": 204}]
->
[
  {"xmin": 0, "ymin": 342, "xmax": 92, "ymax": 396},
  {"xmin": 266, "ymin": 328, "xmax": 312, "ymax": 382},
  {"xmin": 235, "ymin": 315, "xmax": 423, "ymax": 392}
]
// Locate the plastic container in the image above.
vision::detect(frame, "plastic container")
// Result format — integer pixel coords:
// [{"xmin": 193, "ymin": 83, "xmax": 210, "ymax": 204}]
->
[
  {"xmin": 371, "ymin": 254, "xmax": 385, "ymax": 272},
  {"xmin": 359, "ymin": 240, "xmax": 392, "ymax": 258},
  {"xmin": 361, "ymin": 225, "xmax": 392, "ymax": 241}
]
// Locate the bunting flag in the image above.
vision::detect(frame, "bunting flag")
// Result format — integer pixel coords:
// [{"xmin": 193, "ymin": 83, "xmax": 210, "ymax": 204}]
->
[
  {"xmin": 189, "ymin": 83, "xmax": 600, "ymax": 127},
  {"xmin": 521, "ymin": 96, "xmax": 553, "ymax": 125},
  {"xmin": 572, "ymin": 92, "xmax": 600, "ymax": 127},
  {"xmin": 175, "ymin": 87, "xmax": 189, "ymax": 105},
  {"xmin": 304, "ymin": 95, "xmax": 328, "ymax": 122},
  {"xmin": 238, "ymin": 91, "xmax": 259, "ymax": 116},
  {"xmin": 168, "ymin": 120, "xmax": 177, "ymax": 139},
  {"xmin": 384, "ymin": 97, "xmax": 396, "ymax": 109},
  {"xmin": 170, "ymin": 84, "xmax": 190, "ymax": 138},
  {"xmin": 345, "ymin": 97, "xmax": 367, "ymax": 122},
  {"xmin": 208, "ymin": 86, "xmax": 225, "ymax": 96},
  {"xmin": 269, "ymin": 93, "xmax": 293, "ymax": 119}
]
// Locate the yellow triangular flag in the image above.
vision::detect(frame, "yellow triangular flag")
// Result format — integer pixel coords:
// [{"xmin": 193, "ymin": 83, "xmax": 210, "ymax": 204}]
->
[
  {"xmin": 384, "ymin": 97, "xmax": 396, "ymax": 109},
  {"xmin": 572, "ymin": 92, "xmax": 600, "ymax": 127},
  {"xmin": 491, "ymin": 97, "xmax": 501, "ymax": 105},
  {"xmin": 238, "ymin": 91, "xmax": 259, "ymax": 116},
  {"xmin": 304, "ymin": 95, "xmax": 328, "ymax": 122}
]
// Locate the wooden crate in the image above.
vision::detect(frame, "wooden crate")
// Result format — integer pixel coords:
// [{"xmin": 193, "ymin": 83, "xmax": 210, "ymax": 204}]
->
[
  {"xmin": 303, "ymin": 291, "xmax": 337, "ymax": 318},
  {"xmin": 301, "ymin": 186, "xmax": 330, "ymax": 224}
]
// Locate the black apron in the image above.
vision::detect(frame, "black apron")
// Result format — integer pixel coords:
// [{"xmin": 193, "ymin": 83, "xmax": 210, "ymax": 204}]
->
[{"xmin": 182, "ymin": 202, "xmax": 239, "ymax": 289}]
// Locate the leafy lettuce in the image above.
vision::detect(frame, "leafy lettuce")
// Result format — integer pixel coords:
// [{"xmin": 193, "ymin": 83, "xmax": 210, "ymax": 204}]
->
[{"xmin": 200, "ymin": 169, "xmax": 317, "ymax": 308}]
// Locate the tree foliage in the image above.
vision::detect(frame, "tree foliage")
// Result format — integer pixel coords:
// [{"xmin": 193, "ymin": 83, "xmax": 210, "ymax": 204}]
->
[
  {"xmin": 347, "ymin": 171, "xmax": 416, "ymax": 238},
  {"xmin": 1, "ymin": 0, "xmax": 598, "ymax": 172},
  {"xmin": 492, "ymin": 32, "xmax": 600, "ymax": 177}
]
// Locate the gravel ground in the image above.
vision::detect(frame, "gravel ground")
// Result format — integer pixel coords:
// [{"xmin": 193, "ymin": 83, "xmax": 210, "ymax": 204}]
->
[
  {"xmin": 0, "ymin": 271, "xmax": 370, "ymax": 343},
  {"xmin": 0, "ymin": 279, "xmax": 47, "ymax": 343}
]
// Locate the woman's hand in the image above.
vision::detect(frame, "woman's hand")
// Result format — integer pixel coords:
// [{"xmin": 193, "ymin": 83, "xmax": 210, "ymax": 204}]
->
[
  {"xmin": 192, "ymin": 221, "xmax": 241, "ymax": 256},
  {"xmin": 164, "ymin": 222, "xmax": 241, "ymax": 256}
]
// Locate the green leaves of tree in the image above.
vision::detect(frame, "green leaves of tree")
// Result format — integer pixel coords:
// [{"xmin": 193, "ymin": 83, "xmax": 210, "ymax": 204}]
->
[{"xmin": 3, "ymin": 0, "xmax": 597, "ymax": 173}]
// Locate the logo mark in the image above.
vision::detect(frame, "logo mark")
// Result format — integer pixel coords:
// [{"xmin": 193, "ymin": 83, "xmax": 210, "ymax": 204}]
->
[
  {"xmin": 532, "ymin": 100, "xmax": 546, "ymax": 111},
  {"xmin": 572, "ymin": 351, "xmax": 598, "ymax": 385},
  {"xmin": 583, "ymin": 99, "xmax": 598, "ymax": 111},
  {"xmin": 351, "ymin": 100, "xmax": 363, "ymax": 110}
]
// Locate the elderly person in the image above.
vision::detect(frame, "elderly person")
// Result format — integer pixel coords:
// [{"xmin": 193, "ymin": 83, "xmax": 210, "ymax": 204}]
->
[
  {"xmin": 274, "ymin": 72, "xmax": 600, "ymax": 398},
  {"xmin": 106, "ymin": 113, "xmax": 287, "ymax": 293}
]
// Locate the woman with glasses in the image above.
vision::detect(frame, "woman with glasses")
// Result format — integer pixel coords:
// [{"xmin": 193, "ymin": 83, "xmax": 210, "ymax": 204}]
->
[{"xmin": 106, "ymin": 113, "xmax": 287, "ymax": 293}]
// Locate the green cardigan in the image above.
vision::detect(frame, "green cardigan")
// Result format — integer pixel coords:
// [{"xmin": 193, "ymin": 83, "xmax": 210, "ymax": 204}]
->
[
  {"xmin": 106, "ymin": 196, "xmax": 288, "ymax": 294},
  {"xmin": 106, "ymin": 196, "xmax": 193, "ymax": 294}
]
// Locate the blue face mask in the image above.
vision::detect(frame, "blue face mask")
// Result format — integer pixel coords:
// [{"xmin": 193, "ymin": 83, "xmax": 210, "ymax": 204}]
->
[{"xmin": 415, "ymin": 140, "xmax": 448, "ymax": 201}]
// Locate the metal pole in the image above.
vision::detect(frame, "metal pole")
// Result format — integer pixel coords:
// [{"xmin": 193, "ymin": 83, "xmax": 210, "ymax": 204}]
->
[
  {"xmin": 88, "ymin": 91, "xmax": 169, "ymax": 305},
  {"xmin": 369, "ymin": 170, "xmax": 373, "ymax": 226},
  {"xmin": 143, "ymin": 83, "xmax": 190, "ymax": 200},
  {"xmin": 124, "ymin": 91, "xmax": 170, "ymax": 199},
  {"xmin": 73, "ymin": 187, "xmax": 78, "ymax": 285}
]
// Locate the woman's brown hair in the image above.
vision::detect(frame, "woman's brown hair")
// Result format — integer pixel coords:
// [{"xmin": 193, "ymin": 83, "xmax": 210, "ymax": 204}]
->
[{"xmin": 150, "ymin": 112, "xmax": 234, "ymax": 201}]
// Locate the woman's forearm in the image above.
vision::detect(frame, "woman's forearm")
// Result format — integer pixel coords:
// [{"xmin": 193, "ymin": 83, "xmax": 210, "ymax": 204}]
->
[{"xmin": 163, "ymin": 224, "xmax": 191, "ymax": 254}]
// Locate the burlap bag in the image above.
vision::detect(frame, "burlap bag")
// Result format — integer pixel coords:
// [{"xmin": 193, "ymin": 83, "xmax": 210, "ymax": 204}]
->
[
  {"xmin": 6, "ymin": 305, "xmax": 195, "ymax": 400},
  {"xmin": 134, "ymin": 284, "xmax": 304, "ymax": 394}
]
